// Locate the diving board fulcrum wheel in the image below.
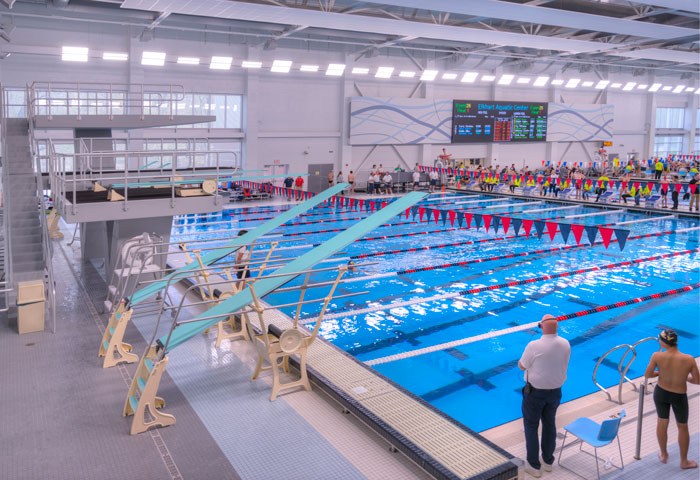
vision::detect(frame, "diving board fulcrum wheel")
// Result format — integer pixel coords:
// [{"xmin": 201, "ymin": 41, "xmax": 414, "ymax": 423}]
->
[
  {"xmin": 202, "ymin": 179, "xmax": 217, "ymax": 195},
  {"xmin": 279, "ymin": 329, "xmax": 303, "ymax": 353}
]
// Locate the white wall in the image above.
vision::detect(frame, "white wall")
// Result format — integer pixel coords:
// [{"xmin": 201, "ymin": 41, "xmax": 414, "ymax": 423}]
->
[{"xmin": 1, "ymin": 16, "xmax": 697, "ymax": 177}]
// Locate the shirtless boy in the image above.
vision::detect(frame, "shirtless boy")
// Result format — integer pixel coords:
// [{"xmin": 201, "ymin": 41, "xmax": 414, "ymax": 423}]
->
[{"xmin": 645, "ymin": 328, "xmax": 700, "ymax": 469}]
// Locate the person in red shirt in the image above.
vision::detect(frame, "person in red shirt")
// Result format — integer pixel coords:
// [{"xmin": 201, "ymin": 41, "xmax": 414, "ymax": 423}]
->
[{"xmin": 294, "ymin": 175, "xmax": 304, "ymax": 191}]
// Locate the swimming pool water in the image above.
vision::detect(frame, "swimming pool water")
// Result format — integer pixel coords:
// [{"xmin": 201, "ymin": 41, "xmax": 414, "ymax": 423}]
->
[{"xmin": 172, "ymin": 193, "xmax": 700, "ymax": 432}]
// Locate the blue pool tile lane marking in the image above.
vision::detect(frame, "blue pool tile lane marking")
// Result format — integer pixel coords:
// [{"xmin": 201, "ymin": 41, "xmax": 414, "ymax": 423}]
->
[
  {"xmin": 365, "ymin": 282, "xmax": 700, "ymax": 367},
  {"xmin": 160, "ymin": 191, "xmax": 429, "ymax": 352},
  {"xmin": 129, "ymin": 183, "xmax": 349, "ymax": 306}
]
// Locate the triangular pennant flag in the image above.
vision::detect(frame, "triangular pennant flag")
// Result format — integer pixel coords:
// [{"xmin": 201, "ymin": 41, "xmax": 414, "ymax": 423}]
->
[
  {"xmin": 620, "ymin": 181, "xmax": 627, "ymax": 190},
  {"xmin": 501, "ymin": 216, "xmax": 511, "ymax": 234},
  {"xmin": 675, "ymin": 183, "xmax": 683, "ymax": 193},
  {"xmin": 359, "ymin": 199, "xmax": 365, "ymax": 210},
  {"xmin": 599, "ymin": 227, "xmax": 614, "ymax": 249},
  {"xmin": 491, "ymin": 215, "xmax": 501, "ymax": 233},
  {"xmin": 405, "ymin": 208, "xmax": 411, "ymax": 219},
  {"xmin": 533, "ymin": 220, "xmax": 546, "ymax": 240},
  {"xmin": 614, "ymin": 228, "xmax": 630, "ymax": 251},
  {"xmin": 647, "ymin": 182, "xmax": 654, "ymax": 192},
  {"xmin": 411, "ymin": 206, "xmax": 419, "ymax": 219},
  {"xmin": 382, "ymin": 201, "xmax": 388, "ymax": 209},
  {"xmin": 433, "ymin": 209, "xmax": 440, "ymax": 224},
  {"xmin": 448, "ymin": 210, "xmax": 456, "ymax": 226},
  {"xmin": 456, "ymin": 211, "xmax": 464, "ymax": 227},
  {"xmin": 682, "ymin": 184, "xmax": 689, "ymax": 193},
  {"xmin": 585, "ymin": 225, "xmax": 598, "ymax": 246},
  {"xmin": 691, "ymin": 184, "xmax": 697, "ymax": 194},
  {"xmin": 418, "ymin": 206, "xmax": 425, "ymax": 221},
  {"xmin": 511, "ymin": 217, "xmax": 522, "ymax": 236},
  {"xmin": 465, "ymin": 212, "xmax": 473, "ymax": 229},
  {"xmin": 559, "ymin": 223, "xmax": 571, "ymax": 244},
  {"xmin": 522, "ymin": 219, "xmax": 533, "ymax": 237},
  {"xmin": 369, "ymin": 201, "xmax": 375, "ymax": 212},
  {"xmin": 545, "ymin": 221, "xmax": 558, "ymax": 241},
  {"xmin": 571, "ymin": 224, "xmax": 584, "ymax": 245},
  {"xmin": 483, "ymin": 214, "xmax": 492, "ymax": 231},
  {"xmin": 474, "ymin": 213, "xmax": 483, "ymax": 230},
  {"xmin": 440, "ymin": 209, "xmax": 448, "ymax": 225}
]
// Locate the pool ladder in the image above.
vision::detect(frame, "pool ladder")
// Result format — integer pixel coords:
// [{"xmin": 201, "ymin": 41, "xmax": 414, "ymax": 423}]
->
[{"xmin": 592, "ymin": 337, "xmax": 658, "ymax": 404}]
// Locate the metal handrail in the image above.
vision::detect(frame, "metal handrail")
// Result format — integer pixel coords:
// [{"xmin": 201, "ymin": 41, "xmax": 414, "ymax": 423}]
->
[
  {"xmin": 0, "ymin": 86, "xmax": 14, "ymax": 312},
  {"xmin": 592, "ymin": 337, "xmax": 659, "ymax": 404},
  {"xmin": 28, "ymin": 82, "xmax": 186, "ymax": 120}
]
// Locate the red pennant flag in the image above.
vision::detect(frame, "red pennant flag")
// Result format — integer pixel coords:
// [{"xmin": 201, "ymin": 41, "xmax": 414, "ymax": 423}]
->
[
  {"xmin": 501, "ymin": 216, "xmax": 511, "ymax": 234},
  {"xmin": 369, "ymin": 201, "xmax": 375, "ymax": 212},
  {"xmin": 633, "ymin": 182, "xmax": 640, "ymax": 190},
  {"xmin": 418, "ymin": 206, "xmax": 425, "ymax": 221},
  {"xmin": 522, "ymin": 219, "xmax": 533, "ymax": 237},
  {"xmin": 433, "ymin": 209, "xmax": 440, "ymax": 224},
  {"xmin": 647, "ymin": 182, "xmax": 654, "ymax": 191},
  {"xmin": 571, "ymin": 224, "xmax": 585, "ymax": 245},
  {"xmin": 608, "ymin": 181, "xmax": 614, "ymax": 190},
  {"xmin": 691, "ymin": 184, "xmax": 697, "ymax": 194},
  {"xmin": 620, "ymin": 181, "xmax": 627, "ymax": 190},
  {"xmin": 359, "ymin": 199, "xmax": 365, "ymax": 210},
  {"xmin": 405, "ymin": 208, "xmax": 410, "ymax": 219},
  {"xmin": 382, "ymin": 201, "xmax": 387, "ymax": 209},
  {"xmin": 465, "ymin": 212, "xmax": 473, "ymax": 229},
  {"xmin": 661, "ymin": 182, "xmax": 668, "ymax": 191},
  {"xmin": 448, "ymin": 210, "xmax": 456, "ymax": 226},
  {"xmin": 483, "ymin": 214, "xmax": 492, "ymax": 231},
  {"xmin": 545, "ymin": 222, "xmax": 558, "ymax": 240},
  {"xmin": 675, "ymin": 183, "xmax": 683, "ymax": 192},
  {"xmin": 599, "ymin": 227, "xmax": 614, "ymax": 249}
]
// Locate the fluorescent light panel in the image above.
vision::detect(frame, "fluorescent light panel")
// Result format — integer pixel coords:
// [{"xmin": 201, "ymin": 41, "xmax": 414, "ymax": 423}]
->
[
  {"xmin": 300, "ymin": 64, "xmax": 319, "ymax": 72},
  {"xmin": 662, "ymin": 86, "xmax": 673, "ymax": 91},
  {"xmin": 637, "ymin": 84, "xmax": 648, "ymax": 90},
  {"xmin": 565, "ymin": 78, "xmax": 580, "ymax": 88},
  {"xmin": 141, "ymin": 51, "xmax": 166, "ymax": 66},
  {"xmin": 481, "ymin": 74, "xmax": 496, "ymax": 82},
  {"xmin": 684, "ymin": 86, "xmax": 695, "ymax": 92},
  {"xmin": 672, "ymin": 85, "xmax": 685, "ymax": 93},
  {"xmin": 376, "ymin": 66, "xmax": 394, "ymax": 79},
  {"xmin": 62, "ymin": 46, "xmax": 88, "ymax": 62},
  {"xmin": 551, "ymin": 79, "xmax": 564, "ymax": 85},
  {"xmin": 351, "ymin": 67, "xmax": 369, "ymax": 75},
  {"xmin": 498, "ymin": 74, "xmax": 514, "ymax": 85},
  {"xmin": 610, "ymin": 82, "xmax": 622, "ymax": 88},
  {"xmin": 648, "ymin": 83, "xmax": 662, "ymax": 92},
  {"xmin": 442, "ymin": 72, "xmax": 457, "ymax": 80},
  {"xmin": 103, "ymin": 52, "xmax": 128, "ymax": 61},
  {"xmin": 581, "ymin": 81, "xmax": 594, "ymax": 87},
  {"xmin": 326, "ymin": 63, "xmax": 346, "ymax": 76},
  {"xmin": 516, "ymin": 77, "xmax": 531, "ymax": 84},
  {"xmin": 420, "ymin": 70, "xmax": 438, "ymax": 81},
  {"xmin": 533, "ymin": 76, "xmax": 549, "ymax": 87},
  {"xmin": 271, "ymin": 60, "xmax": 292, "ymax": 73},
  {"xmin": 177, "ymin": 56, "xmax": 200, "ymax": 65},
  {"xmin": 622, "ymin": 82, "xmax": 637, "ymax": 91},
  {"xmin": 210, "ymin": 56, "xmax": 232, "ymax": 70},
  {"xmin": 461, "ymin": 72, "xmax": 478, "ymax": 83},
  {"xmin": 399, "ymin": 71, "xmax": 416, "ymax": 78},
  {"xmin": 242, "ymin": 60, "xmax": 262, "ymax": 69}
]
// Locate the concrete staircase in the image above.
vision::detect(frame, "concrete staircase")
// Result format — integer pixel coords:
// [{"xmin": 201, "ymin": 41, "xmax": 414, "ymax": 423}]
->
[{"xmin": 3, "ymin": 118, "xmax": 45, "ymax": 297}]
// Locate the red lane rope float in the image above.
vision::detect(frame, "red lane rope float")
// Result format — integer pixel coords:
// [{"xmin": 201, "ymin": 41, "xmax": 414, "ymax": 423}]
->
[
  {"xmin": 396, "ymin": 228, "xmax": 681, "ymax": 275},
  {"xmin": 458, "ymin": 249, "xmax": 699, "ymax": 295},
  {"xmin": 554, "ymin": 283, "xmax": 700, "ymax": 321}
]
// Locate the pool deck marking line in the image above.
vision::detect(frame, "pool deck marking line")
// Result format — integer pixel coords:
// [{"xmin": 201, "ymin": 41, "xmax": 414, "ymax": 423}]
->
[{"xmin": 365, "ymin": 283, "xmax": 700, "ymax": 366}]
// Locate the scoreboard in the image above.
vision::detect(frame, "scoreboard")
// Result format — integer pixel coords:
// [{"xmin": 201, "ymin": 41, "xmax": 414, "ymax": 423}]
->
[{"xmin": 452, "ymin": 100, "xmax": 548, "ymax": 143}]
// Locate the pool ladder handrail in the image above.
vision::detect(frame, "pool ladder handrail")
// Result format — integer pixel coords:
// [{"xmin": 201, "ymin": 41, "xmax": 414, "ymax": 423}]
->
[{"xmin": 592, "ymin": 337, "xmax": 658, "ymax": 404}]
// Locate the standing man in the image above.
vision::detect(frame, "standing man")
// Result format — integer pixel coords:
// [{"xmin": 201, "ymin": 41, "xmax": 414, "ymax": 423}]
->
[
  {"xmin": 519, "ymin": 314, "xmax": 571, "ymax": 478},
  {"xmin": 644, "ymin": 329, "xmax": 699, "ymax": 470},
  {"xmin": 429, "ymin": 169, "xmax": 439, "ymax": 192},
  {"xmin": 327, "ymin": 170, "xmax": 335, "ymax": 187},
  {"xmin": 655, "ymin": 158, "xmax": 665, "ymax": 180},
  {"xmin": 412, "ymin": 169, "xmax": 421, "ymax": 190},
  {"xmin": 689, "ymin": 173, "xmax": 699, "ymax": 212}
]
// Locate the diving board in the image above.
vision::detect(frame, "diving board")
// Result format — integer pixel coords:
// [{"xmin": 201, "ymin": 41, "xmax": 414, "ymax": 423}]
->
[
  {"xmin": 124, "ymin": 191, "xmax": 427, "ymax": 434},
  {"xmin": 126, "ymin": 183, "xmax": 349, "ymax": 308},
  {"xmin": 160, "ymin": 191, "xmax": 428, "ymax": 352}
]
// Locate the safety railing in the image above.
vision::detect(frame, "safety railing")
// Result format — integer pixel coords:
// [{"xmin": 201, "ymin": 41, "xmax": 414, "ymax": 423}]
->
[
  {"xmin": 27, "ymin": 82, "xmax": 186, "ymax": 121},
  {"xmin": 47, "ymin": 149, "xmax": 240, "ymax": 215},
  {"xmin": 0, "ymin": 86, "xmax": 14, "ymax": 312},
  {"xmin": 592, "ymin": 337, "xmax": 658, "ymax": 404}
]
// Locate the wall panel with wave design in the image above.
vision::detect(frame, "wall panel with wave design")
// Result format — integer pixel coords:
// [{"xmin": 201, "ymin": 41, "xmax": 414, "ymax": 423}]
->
[
  {"xmin": 349, "ymin": 97, "xmax": 452, "ymax": 145},
  {"xmin": 546, "ymin": 103, "xmax": 614, "ymax": 142}
]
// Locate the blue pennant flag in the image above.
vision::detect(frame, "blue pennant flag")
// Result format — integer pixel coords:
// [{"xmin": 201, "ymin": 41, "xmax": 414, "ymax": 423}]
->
[
  {"xmin": 440, "ymin": 209, "xmax": 448, "ymax": 225},
  {"xmin": 411, "ymin": 206, "xmax": 419, "ymax": 219},
  {"xmin": 492, "ymin": 215, "xmax": 501, "ymax": 233},
  {"xmin": 534, "ymin": 220, "xmax": 546, "ymax": 239},
  {"xmin": 512, "ymin": 217, "xmax": 523, "ymax": 236},
  {"xmin": 456, "ymin": 211, "xmax": 464, "ymax": 227},
  {"xmin": 613, "ymin": 228, "xmax": 630, "ymax": 251},
  {"xmin": 559, "ymin": 223, "xmax": 572, "ymax": 244},
  {"xmin": 585, "ymin": 225, "xmax": 598, "ymax": 246},
  {"xmin": 473, "ymin": 213, "xmax": 483, "ymax": 230}
]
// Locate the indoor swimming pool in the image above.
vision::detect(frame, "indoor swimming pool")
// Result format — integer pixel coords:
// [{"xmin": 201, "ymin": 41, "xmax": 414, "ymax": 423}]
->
[{"xmin": 172, "ymin": 193, "xmax": 700, "ymax": 432}]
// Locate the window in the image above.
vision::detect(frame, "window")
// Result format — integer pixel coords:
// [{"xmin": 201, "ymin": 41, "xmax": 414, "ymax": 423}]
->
[
  {"xmin": 5, "ymin": 88, "xmax": 27, "ymax": 118},
  {"xmin": 653, "ymin": 135, "xmax": 684, "ymax": 156},
  {"xmin": 655, "ymin": 107, "xmax": 685, "ymax": 129},
  {"xmin": 144, "ymin": 139, "xmax": 241, "ymax": 170}
]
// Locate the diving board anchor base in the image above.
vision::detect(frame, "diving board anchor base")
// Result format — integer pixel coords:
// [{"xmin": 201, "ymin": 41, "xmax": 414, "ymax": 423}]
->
[{"xmin": 98, "ymin": 307, "xmax": 138, "ymax": 368}]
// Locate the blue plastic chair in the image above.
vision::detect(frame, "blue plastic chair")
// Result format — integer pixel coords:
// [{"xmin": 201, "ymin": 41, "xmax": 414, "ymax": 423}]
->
[{"xmin": 557, "ymin": 409, "xmax": 626, "ymax": 480}]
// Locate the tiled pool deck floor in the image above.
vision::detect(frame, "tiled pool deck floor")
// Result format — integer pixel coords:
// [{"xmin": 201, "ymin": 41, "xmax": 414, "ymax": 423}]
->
[{"xmin": 1, "ymin": 192, "xmax": 698, "ymax": 480}]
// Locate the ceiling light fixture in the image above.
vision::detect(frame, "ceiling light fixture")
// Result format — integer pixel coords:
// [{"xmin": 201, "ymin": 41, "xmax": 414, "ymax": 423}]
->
[
  {"xmin": 326, "ymin": 63, "xmax": 346, "ymax": 76},
  {"xmin": 594, "ymin": 80, "xmax": 610, "ymax": 90},
  {"xmin": 460, "ymin": 72, "xmax": 478, "ymax": 83},
  {"xmin": 622, "ymin": 82, "xmax": 637, "ymax": 91},
  {"xmin": 662, "ymin": 86, "xmax": 673, "ymax": 91},
  {"xmin": 399, "ymin": 71, "xmax": 416, "ymax": 78},
  {"xmin": 299, "ymin": 65, "xmax": 319, "ymax": 72},
  {"xmin": 610, "ymin": 82, "xmax": 622, "ymax": 88},
  {"xmin": 420, "ymin": 70, "xmax": 438, "ymax": 81},
  {"xmin": 565, "ymin": 78, "xmax": 580, "ymax": 88},
  {"xmin": 533, "ymin": 76, "xmax": 549, "ymax": 87},
  {"xmin": 498, "ymin": 74, "xmax": 514, "ymax": 85},
  {"xmin": 637, "ymin": 84, "xmax": 648, "ymax": 90},
  {"xmin": 481, "ymin": 75, "xmax": 496, "ymax": 82},
  {"xmin": 141, "ymin": 51, "xmax": 165, "ymax": 66},
  {"xmin": 62, "ymin": 46, "xmax": 88, "ymax": 62},
  {"xmin": 442, "ymin": 72, "xmax": 458, "ymax": 80},
  {"xmin": 581, "ymin": 81, "xmax": 594, "ymax": 87},
  {"xmin": 672, "ymin": 85, "xmax": 685, "ymax": 93},
  {"xmin": 516, "ymin": 77, "xmax": 531, "ymax": 84},
  {"xmin": 241, "ymin": 60, "xmax": 262, "ymax": 69},
  {"xmin": 376, "ymin": 66, "xmax": 394, "ymax": 79},
  {"xmin": 351, "ymin": 67, "xmax": 369, "ymax": 75},
  {"xmin": 648, "ymin": 83, "xmax": 662, "ymax": 92},
  {"xmin": 551, "ymin": 79, "xmax": 564, "ymax": 86},
  {"xmin": 177, "ymin": 57, "xmax": 200, "ymax": 65},
  {"xmin": 210, "ymin": 56, "xmax": 232, "ymax": 70},
  {"xmin": 270, "ymin": 60, "xmax": 292, "ymax": 73}
]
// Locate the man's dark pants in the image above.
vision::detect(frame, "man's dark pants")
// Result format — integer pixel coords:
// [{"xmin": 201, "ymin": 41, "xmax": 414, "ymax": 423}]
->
[{"xmin": 522, "ymin": 387, "xmax": 562, "ymax": 470}]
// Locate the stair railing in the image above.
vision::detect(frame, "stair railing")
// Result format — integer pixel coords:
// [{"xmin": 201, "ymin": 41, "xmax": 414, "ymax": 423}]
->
[
  {"xmin": 592, "ymin": 336, "xmax": 658, "ymax": 404},
  {"xmin": 0, "ymin": 86, "xmax": 14, "ymax": 311}
]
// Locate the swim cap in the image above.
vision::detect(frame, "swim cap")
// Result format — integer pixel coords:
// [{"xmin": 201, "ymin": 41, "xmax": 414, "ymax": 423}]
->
[{"xmin": 659, "ymin": 328, "xmax": 678, "ymax": 347}]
